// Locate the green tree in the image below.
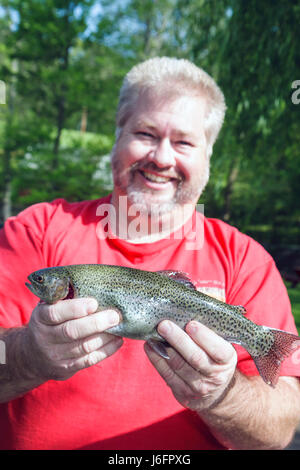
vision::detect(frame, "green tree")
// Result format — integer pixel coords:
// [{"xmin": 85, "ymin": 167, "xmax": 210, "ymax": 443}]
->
[
  {"xmin": 8, "ymin": 0, "xmax": 94, "ymax": 166},
  {"xmin": 0, "ymin": 0, "xmax": 119, "ymax": 219},
  {"xmin": 175, "ymin": 0, "xmax": 300, "ymax": 244},
  {"xmin": 93, "ymin": 0, "xmax": 180, "ymax": 60}
]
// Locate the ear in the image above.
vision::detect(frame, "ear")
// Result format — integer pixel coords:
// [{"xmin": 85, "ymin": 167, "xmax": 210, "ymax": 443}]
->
[{"xmin": 206, "ymin": 144, "xmax": 213, "ymax": 159}]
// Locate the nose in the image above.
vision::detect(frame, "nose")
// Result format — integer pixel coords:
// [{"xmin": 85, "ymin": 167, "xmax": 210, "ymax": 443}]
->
[{"xmin": 151, "ymin": 138, "xmax": 175, "ymax": 167}]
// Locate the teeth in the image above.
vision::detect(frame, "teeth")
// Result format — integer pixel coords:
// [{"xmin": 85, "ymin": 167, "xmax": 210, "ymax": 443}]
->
[{"xmin": 142, "ymin": 171, "xmax": 170, "ymax": 183}]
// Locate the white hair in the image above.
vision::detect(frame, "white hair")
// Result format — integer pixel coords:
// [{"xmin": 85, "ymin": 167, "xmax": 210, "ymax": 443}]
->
[{"xmin": 115, "ymin": 56, "xmax": 226, "ymax": 156}]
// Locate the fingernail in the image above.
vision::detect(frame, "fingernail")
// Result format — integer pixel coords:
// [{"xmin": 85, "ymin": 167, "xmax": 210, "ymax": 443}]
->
[
  {"xmin": 109, "ymin": 311, "xmax": 120, "ymax": 326},
  {"xmin": 158, "ymin": 320, "xmax": 172, "ymax": 335},
  {"xmin": 87, "ymin": 299, "xmax": 98, "ymax": 313},
  {"xmin": 187, "ymin": 321, "xmax": 198, "ymax": 334}
]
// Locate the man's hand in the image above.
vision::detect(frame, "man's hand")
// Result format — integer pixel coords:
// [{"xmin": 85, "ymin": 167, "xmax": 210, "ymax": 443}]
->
[
  {"xmin": 145, "ymin": 320, "xmax": 237, "ymax": 411},
  {"xmin": 25, "ymin": 298, "xmax": 123, "ymax": 381}
]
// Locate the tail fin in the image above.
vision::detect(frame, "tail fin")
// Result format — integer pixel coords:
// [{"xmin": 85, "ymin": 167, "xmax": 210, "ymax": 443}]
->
[{"xmin": 252, "ymin": 329, "xmax": 300, "ymax": 387}]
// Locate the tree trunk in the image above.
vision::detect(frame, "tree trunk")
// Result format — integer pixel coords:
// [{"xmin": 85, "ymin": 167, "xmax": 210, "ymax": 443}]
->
[
  {"xmin": 52, "ymin": 42, "xmax": 70, "ymax": 170},
  {"xmin": 52, "ymin": 94, "xmax": 65, "ymax": 169},
  {"xmin": 80, "ymin": 107, "xmax": 88, "ymax": 133}
]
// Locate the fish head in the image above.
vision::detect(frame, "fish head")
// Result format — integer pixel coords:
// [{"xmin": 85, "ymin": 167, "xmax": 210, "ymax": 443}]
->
[{"xmin": 26, "ymin": 267, "xmax": 71, "ymax": 304}]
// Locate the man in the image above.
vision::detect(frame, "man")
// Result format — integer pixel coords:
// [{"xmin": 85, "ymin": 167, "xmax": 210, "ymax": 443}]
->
[{"xmin": 0, "ymin": 57, "xmax": 299, "ymax": 450}]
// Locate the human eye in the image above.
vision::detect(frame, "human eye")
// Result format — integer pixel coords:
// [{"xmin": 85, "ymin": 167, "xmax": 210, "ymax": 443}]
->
[
  {"xmin": 135, "ymin": 131, "xmax": 155, "ymax": 138},
  {"xmin": 176, "ymin": 139, "xmax": 194, "ymax": 148}
]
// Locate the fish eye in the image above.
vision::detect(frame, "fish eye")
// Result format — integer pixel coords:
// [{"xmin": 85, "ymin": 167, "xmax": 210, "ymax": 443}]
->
[{"xmin": 35, "ymin": 275, "xmax": 44, "ymax": 283}]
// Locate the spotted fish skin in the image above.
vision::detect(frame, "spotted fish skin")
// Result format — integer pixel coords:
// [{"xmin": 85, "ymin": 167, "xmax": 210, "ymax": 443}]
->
[{"xmin": 26, "ymin": 264, "xmax": 300, "ymax": 387}]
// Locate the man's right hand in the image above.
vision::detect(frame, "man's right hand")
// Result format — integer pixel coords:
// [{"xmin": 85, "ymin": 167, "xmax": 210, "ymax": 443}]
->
[{"xmin": 25, "ymin": 298, "xmax": 123, "ymax": 381}]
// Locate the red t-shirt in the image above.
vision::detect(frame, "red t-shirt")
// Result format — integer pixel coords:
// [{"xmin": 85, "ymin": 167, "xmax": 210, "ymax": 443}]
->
[{"xmin": 0, "ymin": 196, "xmax": 298, "ymax": 450}]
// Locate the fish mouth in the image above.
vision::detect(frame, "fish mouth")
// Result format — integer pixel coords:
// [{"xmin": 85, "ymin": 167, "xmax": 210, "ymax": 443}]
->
[
  {"xmin": 25, "ymin": 278, "xmax": 75, "ymax": 303},
  {"xmin": 63, "ymin": 282, "xmax": 74, "ymax": 300},
  {"xmin": 25, "ymin": 281, "xmax": 36, "ymax": 295}
]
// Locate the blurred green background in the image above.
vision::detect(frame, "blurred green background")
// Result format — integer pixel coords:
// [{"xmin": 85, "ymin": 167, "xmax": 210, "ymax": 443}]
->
[{"xmin": 0, "ymin": 0, "xmax": 300, "ymax": 328}]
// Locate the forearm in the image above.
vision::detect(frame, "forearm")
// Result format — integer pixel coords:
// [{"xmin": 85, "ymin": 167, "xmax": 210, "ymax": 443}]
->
[
  {"xmin": 199, "ymin": 371, "xmax": 300, "ymax": 450},
  {"xmin": 0, "ymin": 327, "xmax": 45, "ymax": 403}
]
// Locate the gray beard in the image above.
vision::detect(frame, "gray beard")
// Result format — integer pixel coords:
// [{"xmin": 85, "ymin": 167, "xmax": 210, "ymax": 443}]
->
[{"xmin": 111, "ymin": 155, "xmax": 210, "ymax": 217}]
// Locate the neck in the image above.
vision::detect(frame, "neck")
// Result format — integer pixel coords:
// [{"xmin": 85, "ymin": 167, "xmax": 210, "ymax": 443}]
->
[{"xmin": 110, "ymin": 192, "xmax": 196, "ymax": 243}]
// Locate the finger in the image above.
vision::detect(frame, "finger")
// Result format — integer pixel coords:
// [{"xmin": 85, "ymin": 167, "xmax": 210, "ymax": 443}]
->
[
  {"xmin": 68, "ymin": 336, "xmax": 123, "ymax": 372},
  {"xmin": 144, "ymin": 342, "xmax": 193, "ymax": 400},
  {"xmin": 52, "ymin": 332, "xmax": 119, "ymax": 359},
  {"xmin": 158, "ymin": 320, "xmax": 235, "ymax": 367},
  {"xmin": 157, "ymin": 320, "xmax": 213, "ymax": 375},
  {"xmin": 146, "ymin": 337, "xmax": 235, "ymax": 409},
  {"xmin": 185, "ymin": 321, "xmax": 236, "ymax": 365},
  {"xmin": 52, "ymin": 309, "xmax": 122, "ymax": 343},
  {"xmin": 147, "ymin": 337, "xmax": 209, "ymax": 397},
  {"xmin": 37, "ymin": 298, "xmax": 99, "ymax": 325}
]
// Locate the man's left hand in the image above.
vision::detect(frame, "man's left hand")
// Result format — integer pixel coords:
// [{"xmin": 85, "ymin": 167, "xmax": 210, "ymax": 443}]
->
[{"xmin": 144, "ymin": 320, "xmax": 237, "ymax": 411}]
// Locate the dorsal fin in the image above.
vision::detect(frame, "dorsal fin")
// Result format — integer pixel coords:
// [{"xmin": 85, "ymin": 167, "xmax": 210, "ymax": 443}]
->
[{"xmin": 156, "ymin": 270, "xmax": 197, "ymax": 290}]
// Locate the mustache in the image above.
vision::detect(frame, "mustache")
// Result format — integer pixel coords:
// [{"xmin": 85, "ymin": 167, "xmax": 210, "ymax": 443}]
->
[{"xmin": 131, "ymin": 161, "xmax": 184, "ymax": 181}]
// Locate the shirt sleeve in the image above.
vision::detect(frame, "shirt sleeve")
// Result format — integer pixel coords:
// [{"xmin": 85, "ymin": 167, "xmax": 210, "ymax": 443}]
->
[
  {"xmin": 0, "ymin": 207, "xmax": 48, "ymax": 327},
  {"xmin": 226, "ymin": 233, "xmax": 299, "ymax": 378}
]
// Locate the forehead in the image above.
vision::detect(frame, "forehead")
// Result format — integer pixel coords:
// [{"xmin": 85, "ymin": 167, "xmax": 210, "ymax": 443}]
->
[{"xmin": 127, "ymin": 92, "xmax": 207, "ymax": 135}]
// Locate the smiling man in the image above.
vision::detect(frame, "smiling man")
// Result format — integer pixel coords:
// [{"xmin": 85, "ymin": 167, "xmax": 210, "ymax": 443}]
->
[
  {"xmin": 111, "ymin": 64, "xmax": 215, "ymax": 222},
  {"xmin": 0, "ymin": 57, "xmax": 300, "ymax": 451},
  {"xmin": 111, "ymin": 93, "xmax": 209, "ymax": 214}
]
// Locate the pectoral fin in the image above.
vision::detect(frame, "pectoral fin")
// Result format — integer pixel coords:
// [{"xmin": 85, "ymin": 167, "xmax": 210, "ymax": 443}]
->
[{"xmin": 147, "ymin": 339, "xmax": 170, "ymax": 359}]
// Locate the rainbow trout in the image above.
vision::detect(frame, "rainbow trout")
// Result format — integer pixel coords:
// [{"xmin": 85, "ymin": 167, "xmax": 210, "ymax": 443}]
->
[{"xmin": 26, "ymin": 264, "xmax": 300, "ymax": 387}]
